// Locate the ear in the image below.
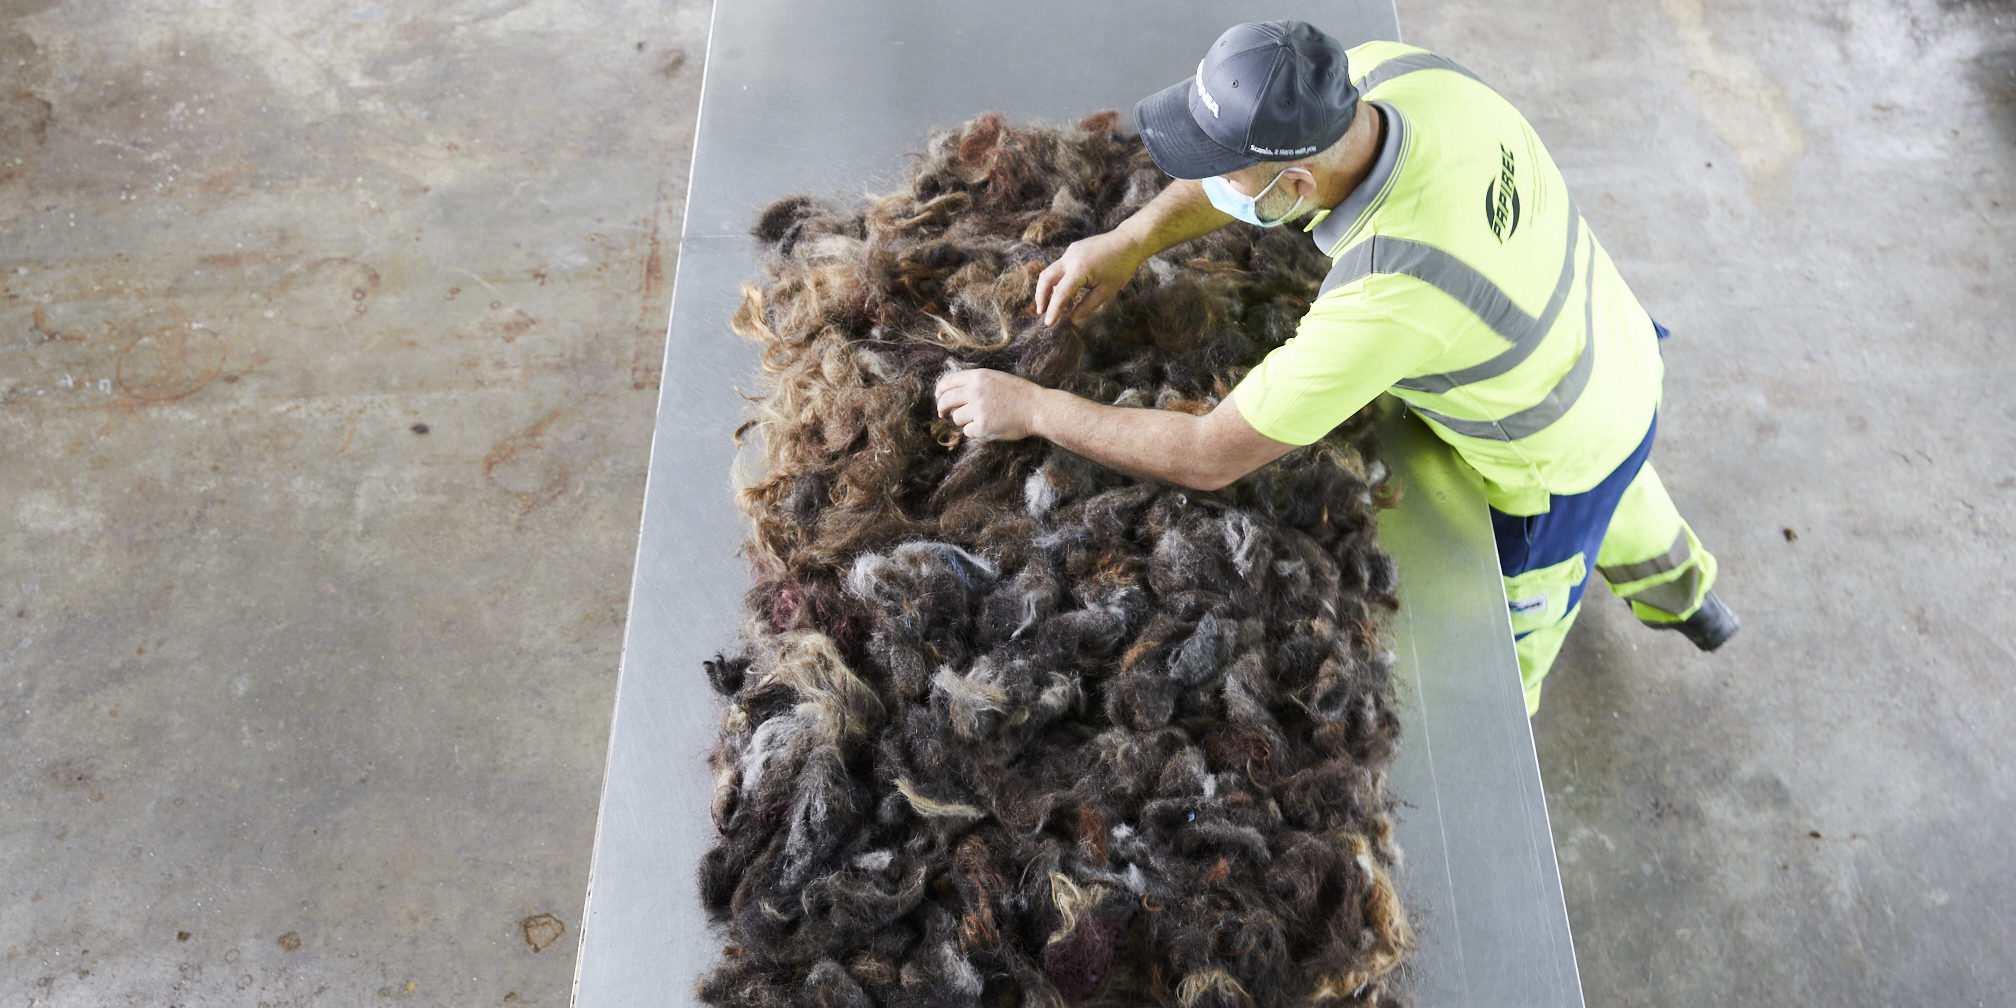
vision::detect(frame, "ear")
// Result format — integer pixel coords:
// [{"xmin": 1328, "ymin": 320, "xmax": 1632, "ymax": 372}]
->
[{"xmin": 1279, "ymin": 165, "xmax": 1319, "ymax": 201}]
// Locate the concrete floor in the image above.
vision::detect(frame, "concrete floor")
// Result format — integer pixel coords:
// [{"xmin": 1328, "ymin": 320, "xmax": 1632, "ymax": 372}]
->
[
  {"xmin": 0, "ymin": 1, "xmax": 709, "ymax": 1003},
  {"xmin": 1, "ymin": 0, "xmax": 2010, "ymax": 1006}
]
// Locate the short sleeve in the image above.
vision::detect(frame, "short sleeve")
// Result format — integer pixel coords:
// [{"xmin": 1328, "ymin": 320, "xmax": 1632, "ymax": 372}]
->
[{"xmin": 1231, "ymin": 285, "xmax": 1443, "ymax": 445}]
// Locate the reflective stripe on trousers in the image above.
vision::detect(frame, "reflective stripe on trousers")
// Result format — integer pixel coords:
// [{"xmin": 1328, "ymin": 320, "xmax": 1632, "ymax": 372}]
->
[
  {"xmin": 1596, "ymin": 466, "xmax": 1719, "ymax": 624},
  {"xmin": 1493, "ymin": 419, "xmax": 1717, "ymax": 714}
]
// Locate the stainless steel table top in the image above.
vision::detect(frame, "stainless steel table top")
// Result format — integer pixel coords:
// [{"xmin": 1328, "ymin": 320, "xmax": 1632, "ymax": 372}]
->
[{"xmin": 575, "ymin": 4, "xmax": 1583, "ymax": 1005}]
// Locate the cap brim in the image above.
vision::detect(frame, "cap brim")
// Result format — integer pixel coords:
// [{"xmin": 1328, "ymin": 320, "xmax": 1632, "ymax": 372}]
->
[{"xmin": 1133, "ymin": 78, "xmax": 1261, "ymax": 179}]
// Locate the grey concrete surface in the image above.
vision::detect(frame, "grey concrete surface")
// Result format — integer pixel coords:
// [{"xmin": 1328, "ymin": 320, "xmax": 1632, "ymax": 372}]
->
[
  {"xmin": 1, "ymin": 0, "xmax": 2011, "ymax": 1006},
  {"xmin": 0, "ymin": 1, "xmax": 708, "ymax": 1004},
  {"xmin": 1411, "ymin": 3, "xmax": 2016, "ymax": 1003},
  {"xmin": 1402, "ymin": 1, "xmax": 2016, "ymax": 1005}
]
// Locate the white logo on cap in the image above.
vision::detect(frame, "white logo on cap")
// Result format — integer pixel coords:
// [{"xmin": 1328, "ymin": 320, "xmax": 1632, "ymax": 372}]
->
[{"xmin": 1194, "ymin": 59, "xmax": 1220, "ymax": 118}]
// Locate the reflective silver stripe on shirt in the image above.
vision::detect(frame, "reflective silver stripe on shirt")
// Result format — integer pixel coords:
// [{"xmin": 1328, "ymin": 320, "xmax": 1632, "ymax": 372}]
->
[
  {"xmin": 1598, "ymin": 531, "xmax": 1692, "ymax": 584},
  {"xmin": 1356, "ymin": 52, "xmax": 1487, "ymax": 94},
  {"xmin": 1317, "ymin": 198, "xmax": 1582, "ymax": 393},
  {"xmin": 1318, "ymin": 235, "xmax": 1528, "ymax": 331},
  {"xmin": 1391, "ymin": 202, "xmax": 1581, "ymax": 394},
  {"xmin": 1316, "ymin": 48, "xmax": 1589, "ymax": 443},
  {"xmin": 1408, "ymin": 241, "xmax": 1598, "ymax": 441}
]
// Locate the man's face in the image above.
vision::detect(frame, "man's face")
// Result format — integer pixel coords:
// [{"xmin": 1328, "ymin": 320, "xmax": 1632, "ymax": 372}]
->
[{"xmin": 1224, "ymin": 165, "xmax": 1306, "ymax": 223}]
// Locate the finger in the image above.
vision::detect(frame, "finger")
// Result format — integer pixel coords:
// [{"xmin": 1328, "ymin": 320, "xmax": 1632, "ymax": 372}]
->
[
  {"xmin": 936, "ymin": 366, "xmax": 976, "ymax": 396},
  {"xmin": 936, "ymin": 388, "xmax": 965, "ymax": 418},
  {"xmin": 1041, "ymin": 281, "xmax": 1073, "ymax": 326},
  {"xmin": 1069, "ymin": 282, "xmax": 1108, "ymax": 325},
  {"xmin": 1032, "ymin": 262, "xmax": 1064, "ymax": 316},
  {"xmin": 1033, "ymin": 263, "xmax": 1064, "ymax": 316},
  {"xmin": 959, "ymin": 413, "xmax": 996, "ymax": 441},
  {"xmin": 934, "ymin": 376, "xmax": 965, "ymax": 415},
  {"xmin": 1041, "ymin": 269, "xmax": 1084, "ymax": 326}
]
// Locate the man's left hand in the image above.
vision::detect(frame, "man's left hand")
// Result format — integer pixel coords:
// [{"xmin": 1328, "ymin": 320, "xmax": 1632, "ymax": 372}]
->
[{"xmin": 934, "ymin": 368, "xmax": 1045, "ymax": 441}]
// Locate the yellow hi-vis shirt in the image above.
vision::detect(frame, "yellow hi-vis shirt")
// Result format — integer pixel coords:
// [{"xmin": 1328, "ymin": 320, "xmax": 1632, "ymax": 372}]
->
[{"xmin": 1231, "ymin": 41, "xmax": 1665, "ymax": 516}]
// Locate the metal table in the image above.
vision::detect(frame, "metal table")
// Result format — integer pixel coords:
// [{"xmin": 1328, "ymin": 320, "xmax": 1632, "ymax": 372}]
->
[{"xmin": 575, "ymin": 4, "xmax": 1583, "ymax": 1005}]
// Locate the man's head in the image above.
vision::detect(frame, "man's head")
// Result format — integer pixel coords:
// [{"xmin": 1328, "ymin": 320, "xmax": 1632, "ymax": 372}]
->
[{"xmin": 1134, "ymin": 21, "xmax": 1359, "ymax": 181}]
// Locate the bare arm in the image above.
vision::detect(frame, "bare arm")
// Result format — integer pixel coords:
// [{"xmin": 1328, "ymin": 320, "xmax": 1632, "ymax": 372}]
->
[
  {"xmin": 1113, "ymin": 178, "xmax": 1237, "ymax": 255},
  {"xmin": 934, "ymin": 369, "xmax": 1297, "ymax": 491},
  {"xmin": 1035, "ymin": 179, "xmax": 1234, "ymax": 325}
]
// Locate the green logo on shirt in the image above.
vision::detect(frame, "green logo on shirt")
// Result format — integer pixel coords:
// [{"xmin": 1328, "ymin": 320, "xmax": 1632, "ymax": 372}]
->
[{"xmin": 1484, "ymin": 144, "xmax": 1522, "ymax": 242}]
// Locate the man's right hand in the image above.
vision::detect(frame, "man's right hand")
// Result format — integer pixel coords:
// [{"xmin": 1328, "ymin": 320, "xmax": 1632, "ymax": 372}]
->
[{"xmin": 1033, "ymin": 230, "xmax": 1148, "ymax": 327}]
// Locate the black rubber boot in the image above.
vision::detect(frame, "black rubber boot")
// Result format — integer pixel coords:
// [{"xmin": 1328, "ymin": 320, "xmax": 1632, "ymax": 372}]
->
[{"xmin": 1649, "ymin": 590, "xmax": 1738, "ymax": 651}]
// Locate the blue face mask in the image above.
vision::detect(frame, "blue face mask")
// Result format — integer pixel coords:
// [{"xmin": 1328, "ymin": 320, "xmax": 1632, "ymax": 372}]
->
[{"xmin": 1202, "ymin": 168, "xmax": 1307, "ymax": 228}]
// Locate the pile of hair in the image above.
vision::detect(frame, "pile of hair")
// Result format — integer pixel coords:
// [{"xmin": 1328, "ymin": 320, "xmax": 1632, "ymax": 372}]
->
[{"xmin": 699, "ymin": 111, "xmax": 1412, "ymax": 1008}]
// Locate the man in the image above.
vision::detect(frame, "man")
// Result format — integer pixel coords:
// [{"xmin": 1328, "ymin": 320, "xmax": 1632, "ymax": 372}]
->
[{"xmin": 934, "ymin": 21, "xmax": 1735, "ymax": 713}]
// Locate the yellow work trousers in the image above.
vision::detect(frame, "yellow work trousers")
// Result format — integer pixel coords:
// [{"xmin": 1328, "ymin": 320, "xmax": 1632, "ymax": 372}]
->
[{"xmin": 1502, "ymin": 462, "xmax": 1718, "ymax": 715}]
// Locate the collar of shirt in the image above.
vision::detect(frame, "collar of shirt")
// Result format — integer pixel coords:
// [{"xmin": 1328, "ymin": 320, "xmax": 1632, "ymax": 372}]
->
[{"xmin": 1308, "ymin": 100, "xmax": 1407, "ymax": 257}]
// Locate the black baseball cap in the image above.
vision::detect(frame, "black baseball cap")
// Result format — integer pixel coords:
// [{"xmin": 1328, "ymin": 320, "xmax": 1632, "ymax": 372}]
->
[{"xmin": 1134, "ymin": 21, "xmax": 1359, "ymax": 179}]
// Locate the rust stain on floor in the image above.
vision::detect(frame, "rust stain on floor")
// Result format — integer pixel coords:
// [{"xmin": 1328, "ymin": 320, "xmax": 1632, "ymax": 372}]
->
[
  {"xmin": 482, "ymin": 409, "xmax": 573, "ymax": 514},
  {"xmin": 630, "ymin": 183, "xmax": 673, "ymax": 391},
  {"xmin": 273, "ymin": 257, "xmax": 381, "ymax": 329},
  {"xmin": 115, "ymin": 324, "xmax": 229, "ymax": 402}
]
